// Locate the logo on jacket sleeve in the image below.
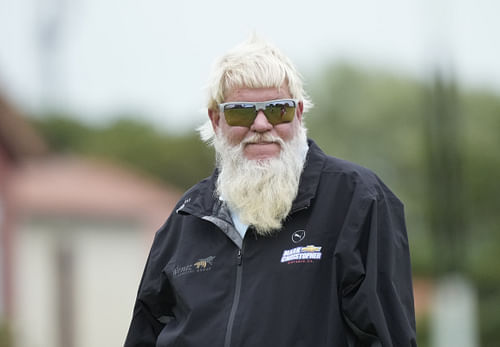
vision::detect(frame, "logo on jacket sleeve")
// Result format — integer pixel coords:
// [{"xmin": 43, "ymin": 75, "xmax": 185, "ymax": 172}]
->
[{"xmin": 280, "ymin": 245, "xmax": 322, "ymax": 264}]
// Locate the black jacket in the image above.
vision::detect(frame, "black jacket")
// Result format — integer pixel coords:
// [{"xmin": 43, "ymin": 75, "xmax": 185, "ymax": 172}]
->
[{"xmin": 125, "ymin": 140, "xmax": 417, "ymax": 347}]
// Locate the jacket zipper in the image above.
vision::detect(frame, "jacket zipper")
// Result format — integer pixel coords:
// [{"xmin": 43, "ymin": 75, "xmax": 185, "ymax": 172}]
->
[
  {"xmin": 290, "ymin": 203, "xmax": 309, "ymax": 215},
  {"xmin": 224, "ymin": 247, "xmax": 244, "ymax": 347}
]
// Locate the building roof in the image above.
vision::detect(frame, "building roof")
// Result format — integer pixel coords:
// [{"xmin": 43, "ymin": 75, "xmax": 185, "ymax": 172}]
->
[
  {"xmin": 0, "ymin": 93, "xmax": 46, "ymax": 162},
  {"xmin": 9, "ymin": 155, "xmax": 182, "ymax": 230}
]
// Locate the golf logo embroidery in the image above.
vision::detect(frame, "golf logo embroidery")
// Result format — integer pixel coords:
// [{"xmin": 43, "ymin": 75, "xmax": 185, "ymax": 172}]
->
[
  {"xmin": 173, "ymin": 255, "xmax": 216, "ymax": 277},
  {"xmin": 280, "ymin": 245, "xmax": 323, "ymax": 264},
  {"xmin": 194, "ymin": 256, "xmax": 215, "ymax": 269}
]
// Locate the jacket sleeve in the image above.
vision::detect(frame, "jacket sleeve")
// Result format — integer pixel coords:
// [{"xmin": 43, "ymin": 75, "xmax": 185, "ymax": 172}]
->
[
  {"xmin": 335, "ymin": 192, "xmax": 417, "ymax": 347},
  {"xmin": 124, "ymin": 227, "xmax": 176, "ymax": 347}
]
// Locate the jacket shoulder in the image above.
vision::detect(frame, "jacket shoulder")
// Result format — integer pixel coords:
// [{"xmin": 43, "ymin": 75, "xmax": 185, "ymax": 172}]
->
[{"xmin": 172, "ymin": 174, "xmax": 214, "ymax": 212}]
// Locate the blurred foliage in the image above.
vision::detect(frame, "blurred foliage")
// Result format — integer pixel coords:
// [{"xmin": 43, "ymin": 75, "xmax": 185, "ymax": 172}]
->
[
  {"xmin": 30, "ymin": 116, "xmax": 215, "ymax": 190},
  {"xmin": 0, "ymin": 321, "xmax": 12, "ymax": 347},
  {"xmin": 416, "ymin": 314, "xmax": 431, "ymax": 347},
  {"xmin": 30, "ymin": 62, "xmax": 500, "ymax": 346},
  {"xmin": 422, "ymin": 76, "xmax": 466, "ymax": 275}
]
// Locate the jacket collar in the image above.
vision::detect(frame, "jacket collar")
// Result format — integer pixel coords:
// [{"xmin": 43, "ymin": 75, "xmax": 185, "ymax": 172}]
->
[{"xmin": 291, "ymin": 139, "xmax": 326, "ymax": 212}]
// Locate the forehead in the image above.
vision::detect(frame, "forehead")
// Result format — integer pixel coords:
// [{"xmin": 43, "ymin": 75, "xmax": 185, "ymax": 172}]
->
[{"xmin": 224, "ymin": 84, "xmax": 292, "ymax": 102}]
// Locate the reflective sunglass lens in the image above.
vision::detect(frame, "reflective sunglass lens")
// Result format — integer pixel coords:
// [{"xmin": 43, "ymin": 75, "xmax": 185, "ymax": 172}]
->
[
  {"xmin": 224, "ymin": 104, "xmax": 256, "ymax": 127},
  {"xmin": 265, "ymin": 101, "xmax": 296, "ymax": 125}
]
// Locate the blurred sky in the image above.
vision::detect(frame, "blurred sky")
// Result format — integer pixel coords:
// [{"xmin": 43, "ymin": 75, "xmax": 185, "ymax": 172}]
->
[{"xmin": 0, "ymin": 0, "xmax": 499, "ymax": 131}]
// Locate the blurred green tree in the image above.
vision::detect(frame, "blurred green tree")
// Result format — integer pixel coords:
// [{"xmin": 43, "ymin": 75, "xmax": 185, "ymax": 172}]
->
[
  {"xmin": 31, "ymin": 115, "xmax": 214, "ymax": 190},
  {"xmin": 422, "ymin": 74, "xmax": 466, "ymax": 274},
  {"xmin": 0, "ymin": 321, "xmax": 12, "ymax": 347}
]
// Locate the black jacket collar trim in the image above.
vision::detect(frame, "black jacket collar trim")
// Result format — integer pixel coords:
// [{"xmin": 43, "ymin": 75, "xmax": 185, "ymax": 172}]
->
[{"xmin": 291, "ymin": 139, "xmax": 325, "ymax": 212}]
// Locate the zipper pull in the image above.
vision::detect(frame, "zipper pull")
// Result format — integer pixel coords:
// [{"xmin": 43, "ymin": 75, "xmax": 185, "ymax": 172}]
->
[{"xmin": 237, "ymin": 249, "xmax": 242, "ymax": 266}]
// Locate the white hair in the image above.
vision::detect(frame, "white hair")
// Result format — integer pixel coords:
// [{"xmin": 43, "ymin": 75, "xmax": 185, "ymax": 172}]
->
[{"xmin": 199, "ymin": 34, "xmax": 313, "ymax": 142}]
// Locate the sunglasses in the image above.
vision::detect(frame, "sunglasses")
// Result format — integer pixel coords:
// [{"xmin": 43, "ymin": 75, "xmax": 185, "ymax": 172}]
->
[{"xmin": 218, "ymin": 99, "xmax": 298, "ymax": 127}]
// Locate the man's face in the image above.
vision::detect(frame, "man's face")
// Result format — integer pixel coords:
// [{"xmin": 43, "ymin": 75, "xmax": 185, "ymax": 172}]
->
[{"xmin": 209, "ymin": 85, "xmax": 304, "ymax": 160}]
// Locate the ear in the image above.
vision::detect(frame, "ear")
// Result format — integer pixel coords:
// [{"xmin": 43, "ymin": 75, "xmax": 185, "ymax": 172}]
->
[
  {"xmin": 296, "ymin": 101, "xmax": 304, "ymax": 123},
  {"xmin": 208, "ymin": 108, "xmax": 220, "ymax": 131}
]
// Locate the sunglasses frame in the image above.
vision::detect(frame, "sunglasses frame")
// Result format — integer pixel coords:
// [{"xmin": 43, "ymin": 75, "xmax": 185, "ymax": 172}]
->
[{"xmin": 218, "ymin": 99, "xmax": 298, "ymax": 127}]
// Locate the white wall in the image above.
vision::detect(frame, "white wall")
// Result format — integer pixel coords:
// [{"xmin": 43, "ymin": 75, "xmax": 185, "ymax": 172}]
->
[
  {"xmin": 0, "ymin": 197, "xmax": 5, "ymax": 318},
  {"xmin": 12, "ymin": 218, "xmax": 149, "ymax": 347}
]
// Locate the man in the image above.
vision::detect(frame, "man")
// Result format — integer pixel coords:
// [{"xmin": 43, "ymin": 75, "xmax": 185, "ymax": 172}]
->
[{"xmin": 125, "ymin": 36, "xmax": 417, "ymax": 347}]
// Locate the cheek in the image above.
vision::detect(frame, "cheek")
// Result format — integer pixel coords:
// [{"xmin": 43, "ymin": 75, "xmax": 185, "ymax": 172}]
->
[
  {"xmin": 274, "ymin": 121, "xmax": 297, "ymax": 141},
  {"xmin": 223, "ymin": 125, "xmax": 249, "ymax": 144}
]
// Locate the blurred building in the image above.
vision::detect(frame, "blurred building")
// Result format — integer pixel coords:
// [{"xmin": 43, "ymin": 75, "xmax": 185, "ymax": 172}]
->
[
  {"xmin": 9, "ymin": 156, "xmax": 180, "ymax": 347},
  {"xmin": 0, "ymin": 93, "xmax": 46, "ymax": 323},
  {"xmin": 1, "ymin": 93, "xmax": 181, "ymax": 347}
]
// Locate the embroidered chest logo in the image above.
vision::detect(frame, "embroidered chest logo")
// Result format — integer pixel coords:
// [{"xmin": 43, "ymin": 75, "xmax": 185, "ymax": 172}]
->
[
  {"xmin": 291, "ymin": 229, "xmax": 306, "ymax": 243},
  {"xmin": 194, "ymin": 256, "xmax": 215, "ymax": 269},
  {"xmin": 173, "ymin": 256, "xmax": 216, "ymax": 277},
  {"xmin": 280, "ymin": 245, "xmax": 322, "ymax": 264}
]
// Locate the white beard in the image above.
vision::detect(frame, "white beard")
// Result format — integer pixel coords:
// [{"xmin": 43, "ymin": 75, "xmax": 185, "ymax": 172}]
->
[{"xmin": 213, "ymin": 125, "xmax": 308, "ymax": 236}]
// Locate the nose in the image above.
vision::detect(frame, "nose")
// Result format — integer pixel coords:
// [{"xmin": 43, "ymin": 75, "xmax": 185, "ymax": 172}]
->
[{"xmin": 250, "ymin": 110, "xmax": 273, "ymax": 132}]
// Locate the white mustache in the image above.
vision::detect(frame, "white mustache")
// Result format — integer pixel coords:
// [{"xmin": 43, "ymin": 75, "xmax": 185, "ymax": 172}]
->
[{"xmin": 241, "ymin": 133, "xmax": 285, "ymax": 146}]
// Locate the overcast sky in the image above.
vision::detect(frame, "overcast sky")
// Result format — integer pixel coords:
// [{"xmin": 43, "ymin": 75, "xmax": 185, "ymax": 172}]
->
[{"xmin": 0, "ymin": 0, "xmax": 499, "ymax": 131}]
